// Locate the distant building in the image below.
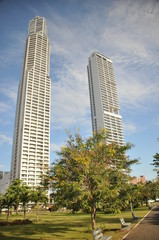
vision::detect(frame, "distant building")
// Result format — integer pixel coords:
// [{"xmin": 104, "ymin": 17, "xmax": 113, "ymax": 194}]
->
[
  {"xmin": 10, "ymin": 16, "xmax": 51, "ymax": 187},
  {"xmin": 0, "ymin": 171, "xmax": 3, "ymax": 180},
  {"xmin": 131, "ymin": 175, "xmax": 146, "ymax": 185},
  {"xmin": 87, "ymin": 51, "xmax": 124, "ymax": 146},
  {"xmin": 0, "ymin": 172, "xmax": 10, "ymax": 194}
]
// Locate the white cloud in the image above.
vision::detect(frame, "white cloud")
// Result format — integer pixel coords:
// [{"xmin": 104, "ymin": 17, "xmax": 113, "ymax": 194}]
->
[
  {"xmin": 46, "ymin": 0, "xmax": 159, "ymax": 132},
  {"xmin": 117, "ymin": 75, "xmax": 159, "ymax": 111},
  {"xmin": 50, "ymin": 143, "xmax": 62, "ymax": 152},
  {"xmin": 0, "ymin": 165, "xmax": 5, "ymax": 171},
  {"xmin": 153, "ymin": 116, "xmax": 159, "ymax": 127},
  {"xmin": 47, "ymin": 10, "xmax": 93, "ymax": 130},
  {"xmin": 103, "ymin": 0, "xmax": 159, "ymax": 66},
  {"xmin": 123, "ymin": 121, "xmax": 137, "ymax": 135},
  {"xmin": 0, "ymin": 134, "xmax": 12, "ymax": 145},
  {"xmin": 0, "ymin": 84, "xmax": 18, "ymax": 102},
  {"xmin": 0, "ymin": 102, "xmax": 10, "ymax": 112},
  {"xmin": 0, "ymin": 84, "xmax": 18, "ymax": 124},
  {"xmin": 0, "ymin": 31, "xmax": 26, "ymax": 67},
  {"xmin": 50, "ymin": 55, "xmax": 90, "ymax": 129}
]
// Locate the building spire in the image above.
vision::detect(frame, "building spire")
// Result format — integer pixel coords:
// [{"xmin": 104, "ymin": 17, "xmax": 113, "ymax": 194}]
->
[{"xmin": 28, "ymin": 16, "xmax": 48, "ymax": 36}]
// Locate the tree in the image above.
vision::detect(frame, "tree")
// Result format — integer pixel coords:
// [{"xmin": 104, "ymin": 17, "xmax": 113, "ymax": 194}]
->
[
  {"xmin": 2, "ymin": 191, "xmax": 14, "ymax": 221},
  {"xmin": 143, "ymin": 181, "xmax": 159, "ymax": 202},
  {"xmin": 40, "ymin": 171, "xmax": 50, "ymax": 191},
  {"xmin": 20, "ymin": 184, "xmax": 31, "ymax": 220},
  {"xmin": 50, "ymin": 130, "xmax": 138, "ymax": 230},
  {"xmin": 152, "ymin": 153, "xmax": 159, "ymax": 177},
  {"xmin": 0, "ymin": 194, "xmax": 4, "ymax": 215},
  {"xmin": 2, "ymin": 179, "xmax": 25, "ymax": 220},
  {"xmin": 152, "ymin": 138, "xmax": 159, "ymax": 177},
  {"xmin": 30, "ymin": 187, "xmax": 48, "ymax": 222},
  {"xmin": 7, "ymin": 179, "xmax": 22, "ymax": 214},
  {"xmin": 101, "ymin": 181, "xmax": 133, "ymax": 213},
  {"xmin": 131, "ymin": 184, "xmax": 144, "ymax": 207}
]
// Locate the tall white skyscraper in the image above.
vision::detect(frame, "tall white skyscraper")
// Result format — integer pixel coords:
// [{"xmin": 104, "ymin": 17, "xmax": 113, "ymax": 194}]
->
[
  {"xmin": 87, "ymin": 51, "xmax": 124, "ymax": 146},
  {"xmin": 10, "ymin": 16, "xmax": 51, "ymax": 187}
]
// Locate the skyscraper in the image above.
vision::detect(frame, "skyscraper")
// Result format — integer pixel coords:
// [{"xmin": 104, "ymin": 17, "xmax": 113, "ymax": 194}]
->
[
  {"xmin": 10, "ymin": 16, "xmax": 51, "ymax": 187},
  {"xmin": 87, "ymin": 51, "xmax": 124, "ymax": 146}
]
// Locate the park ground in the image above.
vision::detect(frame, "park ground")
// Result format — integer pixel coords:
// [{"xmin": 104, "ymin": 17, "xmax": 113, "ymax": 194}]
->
[{"xmin": 0, "ymin": 206, "xmax": 150, "ymax": 240}]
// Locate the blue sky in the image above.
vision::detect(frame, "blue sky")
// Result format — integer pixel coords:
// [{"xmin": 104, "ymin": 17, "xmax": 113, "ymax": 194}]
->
[{"xmin": 0, "ymin": 0, "xmax": 159, "ymax": 180}]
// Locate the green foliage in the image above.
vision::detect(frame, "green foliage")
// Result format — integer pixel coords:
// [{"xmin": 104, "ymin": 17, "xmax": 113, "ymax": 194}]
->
[
  {"xmin": 20, "ymin": 184, "xmax": 31, "ymax": 220},
  {"xmin": 7, "ymin": 179, "xmax": 22, "ymax": 214},
  {"xmin": 30, "ymin": 187, "xmax": 48, "ymax": 222},
  {"xmin": 126, "ymin": 180, "xmax": 159, "ymax": 208},
  {"xmin": 1, "ymin": 191, "xmax": 15, "ymax": 221},
  {"xmin": 50, "ymin": 130, "xmax": 138, "ymax": 229},
  {"xmin": 152, "ymin": 153, "xmax": 159, "ymax": 177},
  {"xmin": 40, "ymin": 171, "xmax": 50, "ymax": 191},
  {"xmin": 143, "ymin": 181, "xmax": 159, "ymax": 201},
  {"xmin": 0, "ymin": 194, "xmax": 4, "ymax": 213},
  {"xmin": 0, "ymin": 179, "xmax": 49, "ymax": 222},
  {"xmin": 30, "ymin": 187, "xmax": 48, "ymax": 205},
  {"xmin": 152, "ymin": 138, "xmax": 159, "ymax": 177},
  {"xmin": 2, "ymin": 179, "xmax": 31, "ymax": 220}
]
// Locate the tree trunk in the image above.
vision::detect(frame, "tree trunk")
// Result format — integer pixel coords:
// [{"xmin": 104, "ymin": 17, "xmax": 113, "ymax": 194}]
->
[
  {"xmin": 37, "ymin": 209, "xmax": 39, "ymax": 222},
  {"xmin": 7, "ymin": 207, "xmax": 9, "ymax": 222},
  {"xmin": 91, "ymin": 205, "xmax": 96, "ymax": 230},
  {"xmin": 16, "ymin": 206, "xmax": 18, "ymax": 215},
  {"xmin": 36, "ymin": 204, "xmax": 39, "ymax": 222},
  {"xmin": 24, "ymin": 206, "xmax": 26, "ymax": 220}
]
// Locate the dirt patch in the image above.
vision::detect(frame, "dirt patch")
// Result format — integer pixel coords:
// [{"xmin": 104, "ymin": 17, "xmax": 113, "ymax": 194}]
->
[{"xmin": 0, "ymin": 219, "xmax": 32, "ymax": 226}]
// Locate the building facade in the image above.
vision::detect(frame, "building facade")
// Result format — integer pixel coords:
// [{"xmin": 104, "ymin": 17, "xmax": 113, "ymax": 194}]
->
[
  {"xmin": 0, "ymin": 171, "xmax": 3, "ymax": 180},
  {"xmin": 87, "ymin": 51, "xmax": 124, "ymax": 146},
  {"xmin": 10, "ymin": 16, "xmax": 51, "ymax": 187},
  {"xmin": 131, "ymin": 175, "xmax": 146, "ymax": 185},
  {"xmin": 0, "ymin": 172, "xmax": 10, "ymax": 194}
]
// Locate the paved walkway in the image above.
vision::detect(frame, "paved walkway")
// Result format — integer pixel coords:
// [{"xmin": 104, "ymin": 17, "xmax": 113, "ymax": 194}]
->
[{"xmin": 123, "ymin": 204, "xmax": 159, "ymax": 240}]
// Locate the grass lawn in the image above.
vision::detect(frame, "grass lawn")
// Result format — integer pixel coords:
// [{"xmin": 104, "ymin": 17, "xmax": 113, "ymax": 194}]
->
[{"xmin": 0, "ymin": 206, "xmax": 149, "ymax": 240}]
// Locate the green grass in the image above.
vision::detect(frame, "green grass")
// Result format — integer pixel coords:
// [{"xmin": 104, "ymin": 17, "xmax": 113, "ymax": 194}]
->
[{"xmin": 0, "ymin": 206, "xmax": 149, "ymax": 240}]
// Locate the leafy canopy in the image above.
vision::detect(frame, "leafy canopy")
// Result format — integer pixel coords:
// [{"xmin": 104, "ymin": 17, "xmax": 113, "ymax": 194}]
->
[
  {"xmin": 152, "ymin": 138, "xmax": 159, "ymax": 177},
  {"xmin": 50, "ymin": 130, "xmax": 138, "ymax": 213}
]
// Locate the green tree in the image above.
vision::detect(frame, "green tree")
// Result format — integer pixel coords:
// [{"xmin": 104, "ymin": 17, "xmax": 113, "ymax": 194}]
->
[
  {"xmin": 7, "ymin": 179, "xmax": 22, "ymax": 214},
  {"xmin": 152, "ymin": 153, "xmax": 159, "ymax": 177},
  {"xmin": 102, "ymin": 181, "xmax": 133, "ymax": 213},
  {"xmin": 20, "ymin": 184, "xmax": 31, "ymax": 220},
  {"xmin": 129, "ymin": 181, "xmax": 158, "ymax": 208},
  {"xmin": 131, "ymin": 184, "xmax": 144, "ymax": 207},
  {"xmin": 0, "ymin": 194, "xmax": 4, "ymax": 214},
  {"xmin": 40, "ymin": 171, "xmax": 50, "ymax": 191},
  {"xmin": 152, "ymin": 138, "xmax": 159, "ymax": 177},
  {"xmin": 144, "ymin": 181, "xmax": 159, "ymax": 202},
  {"xmin": 2, "ymin": 179, "xmax": 25, "ymax": 220},
  {"xmin": 2, "ymin": 191, "xmax": 14, "ymax": 221},
  {"xmin": 30, "ymin": 187, "xmax": 48, "ymax": 222},
  {"xmin": 50, "ymin": 130, "xmax": 138, "ymax": 230}
]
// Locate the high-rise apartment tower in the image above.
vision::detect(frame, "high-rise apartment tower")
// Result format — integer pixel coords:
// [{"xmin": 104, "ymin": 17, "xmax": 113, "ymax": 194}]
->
[
  {"xmin": 10, "ymin": 16, "xmax": 51, "ymax": 187},
  {"xmin": 87, "ymin": 51, "xmax": 124, "ymax": 146}
]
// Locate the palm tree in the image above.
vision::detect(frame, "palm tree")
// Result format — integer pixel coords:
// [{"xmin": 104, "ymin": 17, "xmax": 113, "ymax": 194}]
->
[
  {"xmin": 2, "ymin": 192, "xmax": 14, "ymax": 221},
  {"xmin": 20, "ymin": 184, "xmax": 31, "ymax": 220},
  {"xmin": 7, "ymin": 179, "xmax": 22, "ymax": 214},
  {"xmin": 30, "ymin": 187, "xmax": 48, "ymax": 222}
]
